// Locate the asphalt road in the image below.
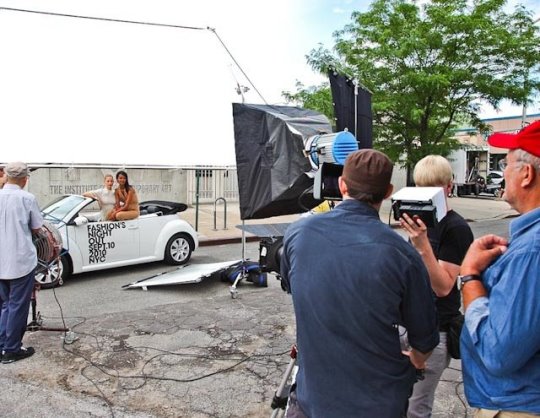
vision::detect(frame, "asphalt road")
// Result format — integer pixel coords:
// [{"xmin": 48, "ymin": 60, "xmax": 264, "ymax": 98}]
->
[
  {"xmin": 2, "ymin": 217, "xmax": 513, "ymax": 418},
  {"xmin": 40, "ymin": 217, "xmax": 511, "ymax": 318},
  {"xmin": 29, "ymin": 217, "xmax": 509, "ymax": 325},
  {"xmin": 37, "ymin": 241, "xmax": 265, "ymax": 319}
]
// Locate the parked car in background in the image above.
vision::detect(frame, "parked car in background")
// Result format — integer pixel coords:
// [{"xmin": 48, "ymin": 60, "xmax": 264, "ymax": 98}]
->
[
  {"xmin": 487, "ymin": 170, "xmax": 504, "ymax": 185},
  {"xmin": 36, "ymin": 195, "xmax": 198, "ymax": 288}
]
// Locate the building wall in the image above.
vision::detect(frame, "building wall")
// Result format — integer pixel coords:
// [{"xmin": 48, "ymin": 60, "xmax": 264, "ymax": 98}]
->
[
  {"xmin": 484, "ymin": 114, "xmax": 540, "ymax": 158},
  {"xmin": 25, "ymin": 167, "xmax": 241, "ymax": 209},
  {"xmin": 28, "ymin": 167, "xmax": 189, "ymax": 207},
  {"xmin": 455, "ymin": 113, "xmax": 540, "ymax": 171}
]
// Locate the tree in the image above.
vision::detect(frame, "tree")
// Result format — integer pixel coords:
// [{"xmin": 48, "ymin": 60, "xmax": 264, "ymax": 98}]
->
[
  {"xmin": 306, "ymin": 0, "xmax": 540, "ymax": 184},
  {"xmin": 282, "ymin": 81, "xmax": 335, "ymax": 125}
]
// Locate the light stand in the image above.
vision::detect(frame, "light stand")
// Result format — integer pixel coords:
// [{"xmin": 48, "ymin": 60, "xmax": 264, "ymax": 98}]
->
[
  {"xmin": 229, "ymin": 219, "xmax": 248, "ymax": 299},
  {"xmin": 27, "ymin": 259, "xmax": 77, "ymax": 344},
  {"xmin": 270, "ymin": 345, "xmax": 298, "ymax": 417},
  {"xmin": 27, "ymin": 282, "xmax": 69, "ymax": 334}
]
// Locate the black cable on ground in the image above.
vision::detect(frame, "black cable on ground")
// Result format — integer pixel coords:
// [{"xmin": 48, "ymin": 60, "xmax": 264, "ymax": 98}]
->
[
  {"xmin": 43, "ymin": 288, "xmax": 292, "ymax": 413},
  {"xmin": 80, "ymin": 364, "xmax": 116, "ymax": 418}
]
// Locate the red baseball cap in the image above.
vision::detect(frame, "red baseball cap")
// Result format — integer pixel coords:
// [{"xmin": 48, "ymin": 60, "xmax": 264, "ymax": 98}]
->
[{"xmin": 488, "ymin": 120, "xmax": 540, "ymax": 157}]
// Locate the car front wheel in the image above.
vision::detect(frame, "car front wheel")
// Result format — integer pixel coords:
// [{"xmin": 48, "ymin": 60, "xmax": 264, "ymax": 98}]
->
[
  {"xmin": 164, "ymin": 233, "xmax": 193, "ymax": 265},
  {"xmin": 35, "ymin": 255, "xmax": 70, "ymax": 289}
]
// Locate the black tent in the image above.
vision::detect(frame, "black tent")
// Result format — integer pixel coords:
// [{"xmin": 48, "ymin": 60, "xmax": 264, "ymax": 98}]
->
[{"xmin": 232, "ymin": 103, "xmax": 332, "ymax": 220}]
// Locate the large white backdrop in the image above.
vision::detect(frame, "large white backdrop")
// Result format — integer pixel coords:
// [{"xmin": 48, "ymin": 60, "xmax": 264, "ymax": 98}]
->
[{"xmin": 0, "ymin": 8, "xmax": 243, "ymax": 166}]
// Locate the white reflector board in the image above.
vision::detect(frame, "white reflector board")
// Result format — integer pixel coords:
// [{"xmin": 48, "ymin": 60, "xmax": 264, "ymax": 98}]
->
[{"xmin": 123, "ymin": 260, "xmax": 242, "ymax": 289}]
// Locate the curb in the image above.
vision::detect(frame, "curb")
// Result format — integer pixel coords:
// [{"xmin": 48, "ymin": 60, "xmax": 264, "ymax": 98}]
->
[
  {"xmin": 197, "ymin": 212, "xmax": 518, "ymax": 247},
  {"xmin": 198, "ymin": 235, "xmax": 261, "ymax": 247}
]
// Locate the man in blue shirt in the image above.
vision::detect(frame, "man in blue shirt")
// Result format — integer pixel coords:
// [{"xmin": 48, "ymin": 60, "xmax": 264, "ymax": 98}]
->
[
  {"xmin": 459, "ymin": 121, "xmax": 540, "ymax": 417},
  {"xmin": 281, "ymin": 150, "xmax": 439, "ymax": 418},
  {"xmin": 0, "ymin": 162, "xmax": 44, "ymax": 364}
]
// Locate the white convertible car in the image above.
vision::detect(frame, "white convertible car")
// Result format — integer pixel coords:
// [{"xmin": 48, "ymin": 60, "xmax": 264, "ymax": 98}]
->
[{"xmin": 37, "ymin": 195, "xmax": 199, "ymax": 288}]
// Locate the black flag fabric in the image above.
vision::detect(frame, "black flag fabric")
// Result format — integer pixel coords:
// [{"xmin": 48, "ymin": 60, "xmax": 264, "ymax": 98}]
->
[
  {"xmin": 328, "ymin": 72, "xmax": 373, "ymax": 149},
  {"xmin": 232, "ymin": 103, "xmax": 332, "ymax": 220}
]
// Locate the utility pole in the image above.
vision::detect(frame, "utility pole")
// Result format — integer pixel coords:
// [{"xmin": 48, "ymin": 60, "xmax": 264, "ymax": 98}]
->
[{"xmin": 521, "ymin": 16, "xmax": 540, "ymax": 127}]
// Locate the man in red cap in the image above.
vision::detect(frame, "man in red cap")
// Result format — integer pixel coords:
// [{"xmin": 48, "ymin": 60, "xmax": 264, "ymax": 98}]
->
[
  {"xmin": 281, "ymin": 149, "xmax": 439, "ymax": 418},
  {"xmin": 459, "ymin": 121, "xmax": 540, "ymax": 417}
]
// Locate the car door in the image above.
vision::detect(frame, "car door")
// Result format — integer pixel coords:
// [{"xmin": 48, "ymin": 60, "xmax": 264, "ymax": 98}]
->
[
  {"xmin": 77, "ymin": 219, "xmax": 140, "ymax": 269},
  {"xmin": 138, "ymin": 214, "xmax": 167, "ymax": 258}
]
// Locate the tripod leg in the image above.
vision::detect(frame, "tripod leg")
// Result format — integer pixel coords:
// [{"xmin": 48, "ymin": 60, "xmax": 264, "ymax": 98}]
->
[
  {"xmin": 31, "ymin": 289, "xmax": 37, "ymax": 322},
  {"xmin": 27, "ymin": 285, "xmax": 42, "ymax": 331},
  {"xmin": 230, "ymin": 222, "xmax": 248, "ymax": 299},
  {"xmin": 229, "ymin": 273, "xmax": 242, "ymax": 299},
  {"xmin": 26, "ymin": 283, "xmax": 71, "ymax": 334},
  {"xmin": 271, "ymin": 346, "xmax": 298, "ymax": 416},
  {"xmin": 229, "ymin": 262, "xmax": 249, "ymax": 299}
]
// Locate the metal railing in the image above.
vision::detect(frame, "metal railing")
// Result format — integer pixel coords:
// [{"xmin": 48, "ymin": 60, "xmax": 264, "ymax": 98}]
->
[{"xmin": 213, "ymin": 197, "xmax": 227, "ymax": 231}]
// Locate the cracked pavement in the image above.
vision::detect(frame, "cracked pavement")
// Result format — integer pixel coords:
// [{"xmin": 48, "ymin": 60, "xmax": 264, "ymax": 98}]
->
[
  {"xmin": 2, "ymin": 271, "xmax": 295, "ymax": 417},
  {"xmin": 0, "ymin": 229, "xmax": 494, "ymax": 417}
]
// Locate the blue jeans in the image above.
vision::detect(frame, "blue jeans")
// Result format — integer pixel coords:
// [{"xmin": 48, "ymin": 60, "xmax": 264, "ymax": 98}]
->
[{"xmin": 0, "ymin": 271, "xmax": 35, "ymax": 353}]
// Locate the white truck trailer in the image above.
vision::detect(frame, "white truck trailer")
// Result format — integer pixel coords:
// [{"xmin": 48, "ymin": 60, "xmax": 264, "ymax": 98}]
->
[{"xmin": 448, "ymin": 147, "xmax": 496, "ymax": 196}]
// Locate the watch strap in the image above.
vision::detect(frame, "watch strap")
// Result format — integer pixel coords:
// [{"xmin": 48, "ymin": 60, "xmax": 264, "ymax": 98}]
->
[{"xmin": 458, "ymin": 274, "xmax": 481, "ymax": 290}]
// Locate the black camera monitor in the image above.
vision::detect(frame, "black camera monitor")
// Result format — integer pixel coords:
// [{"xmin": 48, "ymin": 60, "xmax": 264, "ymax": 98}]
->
[
  {"xmin": 392, "ymin": 201, "xmax": 438, "ymax": 228},
  {"xmin": 313, "ymin": 162, "xmax": 343, "ymax": 200},
  {"xmin": 391, "ymin": 187, "xmax": 446, "ymax": 228}
]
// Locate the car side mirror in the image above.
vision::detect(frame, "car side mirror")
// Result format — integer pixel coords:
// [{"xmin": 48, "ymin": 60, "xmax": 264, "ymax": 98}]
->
[{"xmin": 72, "ymin": 216, "xmax": 88, "ymax": 226}]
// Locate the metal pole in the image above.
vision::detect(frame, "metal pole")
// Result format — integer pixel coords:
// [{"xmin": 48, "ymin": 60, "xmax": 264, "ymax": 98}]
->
[
  {"xmin": 195, "ymin": 169, "xmax": 200, "ymax": 232},
  {"xmin": 354, "ymin": 80, "xmax": 358, "ymax": 140},
  {"xmin": 241, "ymin": 219, "xmax": 246, "ymax": 262},
  {"xmin": 212, "ymin": 197, "xmax": 227, "ymax": 230},
  {"xmin": 521, "ymin": 17, "xmax": 540, "ymax": 128},
  {"xmin": 521, "ymin": 71, "xmax": 528, "ymax": 128},
  {"xmin": 223, "ymin": 198, "xmax": 227, "ymax": 229}
]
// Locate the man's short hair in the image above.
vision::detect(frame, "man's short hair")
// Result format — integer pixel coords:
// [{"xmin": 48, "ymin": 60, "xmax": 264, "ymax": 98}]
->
[
  {"xmin": 342, "ymin": 149, "xmax": 393, "ymax": 203},
  {"xmin": 513, "ymin": 149, "xmax": 540, "ymax": 172},
  {"xmin": 5, "ymin": 161, "xmax": 29, "ymax": 179},
  {"xmin": 413, "ymin": 155, "xmax": 453, "ymax": 187}
]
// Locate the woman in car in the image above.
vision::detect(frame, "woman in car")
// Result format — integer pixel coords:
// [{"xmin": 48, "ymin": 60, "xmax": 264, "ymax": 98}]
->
[
  {"xmin": 83, "ymin": 174, "xmax": 116, "ymax": 221},
  {"xmin": 108, "ymin": 170, "xmax": 140, "ymax": 221}
]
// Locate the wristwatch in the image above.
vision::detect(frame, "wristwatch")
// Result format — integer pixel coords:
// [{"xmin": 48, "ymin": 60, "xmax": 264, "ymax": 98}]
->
[{"xmin": 457, "ymin": 274, "xmax": 481, "ymax": 291}]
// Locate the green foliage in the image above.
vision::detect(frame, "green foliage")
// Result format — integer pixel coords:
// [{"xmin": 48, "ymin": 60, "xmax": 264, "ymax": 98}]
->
[
  {"xmin": 282, "ymin": 81, "xmax": 335, "ymax": 124},
  {"xmin": 306, "ymin": 0, "xmax": 540, "ymax": 176}
]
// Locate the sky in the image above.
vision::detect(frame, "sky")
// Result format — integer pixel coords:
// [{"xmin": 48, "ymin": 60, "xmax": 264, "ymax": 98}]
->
[{"xmin": 0, "ymin": 0, "xmax": 539, "ymax": 166}]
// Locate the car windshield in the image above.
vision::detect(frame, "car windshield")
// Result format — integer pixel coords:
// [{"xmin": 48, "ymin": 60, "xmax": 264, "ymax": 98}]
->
[{"xmin": 42, "ymin": 195, "xmax": 86, "ymax": 222}]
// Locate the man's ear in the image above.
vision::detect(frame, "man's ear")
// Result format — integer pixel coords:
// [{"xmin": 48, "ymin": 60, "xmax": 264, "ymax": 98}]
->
[
  {"xmin": 522, "ymin": 164, "xmax": 537, "ymax": 188},
  {"xmin": 384, "ymin": 184, "xmax": 394, "ymax": 200},
  {"xmin": 338, "ymin": 176, "xmax": 348, "ymax": 197}
]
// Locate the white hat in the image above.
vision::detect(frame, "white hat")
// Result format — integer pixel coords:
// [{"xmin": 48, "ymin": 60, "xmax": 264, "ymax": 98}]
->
[{"xmin": 6, "ymin": 161, "xmax": 29, "ymax": 178}]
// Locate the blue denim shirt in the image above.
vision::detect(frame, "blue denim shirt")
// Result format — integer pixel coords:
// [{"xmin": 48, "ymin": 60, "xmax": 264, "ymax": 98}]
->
[
  {"xmin": 461, "ymin": 207, "xmax": 540, "ymax": 413},
  {"xmin": 282, "ymin": 199, "xmax": 439, "ymax": 418}
]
